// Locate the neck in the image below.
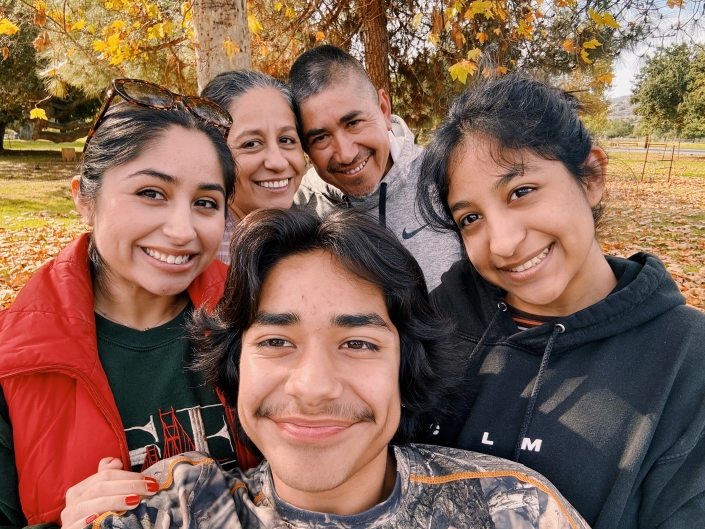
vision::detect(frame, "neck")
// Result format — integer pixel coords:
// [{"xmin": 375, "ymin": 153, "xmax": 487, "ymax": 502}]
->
[
  {"xmin": 272, "ymin": 447, "xmax": 397, "ymax": 516},
  {"xmin": 383, "ymin": 153, "xmax": 393, "ymax": 178},
  {"xmin": 229, "ymin": 201, "xmax": 248, "ymax": 222},
  {"xmin": 93, "ymin": 278, "xmax": 189, "ymax": 331}
]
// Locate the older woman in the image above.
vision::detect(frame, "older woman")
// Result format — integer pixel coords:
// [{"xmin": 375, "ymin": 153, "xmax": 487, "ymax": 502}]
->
[{"xmin": 201, "ymin": 71, "xmax": 305, "ymax": 264}]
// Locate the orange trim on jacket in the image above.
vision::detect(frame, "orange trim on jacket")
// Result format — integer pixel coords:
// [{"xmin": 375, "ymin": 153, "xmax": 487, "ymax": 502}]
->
[{"xmin": 0, "ymin": 233, "xmax": 255, "ymax": 525}]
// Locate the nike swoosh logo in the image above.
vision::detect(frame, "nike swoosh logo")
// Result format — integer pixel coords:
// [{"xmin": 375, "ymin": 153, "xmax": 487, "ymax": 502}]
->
[{"xmin": 402, "ymin": 225, "xmax": 426, "ymax": 239}]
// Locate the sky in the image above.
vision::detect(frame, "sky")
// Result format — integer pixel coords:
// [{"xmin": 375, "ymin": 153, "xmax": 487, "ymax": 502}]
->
[{"xmin": 610, "ymin": 51, "xmax": 640, "ymax": 99}]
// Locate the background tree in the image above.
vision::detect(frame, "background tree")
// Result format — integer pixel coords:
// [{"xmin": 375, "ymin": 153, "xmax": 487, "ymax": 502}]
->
[
  {"xmin": 249, "ymin": 0, "xmax": 702, "ymax": 133},
  {"xmin": 0, "ymin": 19, "xmax": 44, "ymax": 149},
  {"xmin": 680, "ymin": 46, "xmax": 705, "ymax": 138},
  {"xmin": 631, "ymin": 43, "xmax": 692, "ymax": 136},
  {"xmin": 3, "ymin": 0, "xmax": 705, "ymax": 139}
]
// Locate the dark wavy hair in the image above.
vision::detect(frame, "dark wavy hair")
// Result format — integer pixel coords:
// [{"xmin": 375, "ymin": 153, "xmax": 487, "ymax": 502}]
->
[
  {"xmin": 190, "ymin": 208, "xmax": 460, "ymax": 454},
  {"xmin": 417, "ymin": 73, "xmax": 604, "ymax": 236}
]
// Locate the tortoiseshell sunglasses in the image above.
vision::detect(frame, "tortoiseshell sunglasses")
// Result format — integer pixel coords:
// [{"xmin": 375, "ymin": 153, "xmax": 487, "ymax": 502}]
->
[{"xmin": 84, "ymin": 78, "xmax": 233, "ymax": 149}]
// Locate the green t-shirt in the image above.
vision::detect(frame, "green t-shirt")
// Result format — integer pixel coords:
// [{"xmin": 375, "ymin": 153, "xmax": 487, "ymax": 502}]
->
[{"xmin": 95, "ymin": 303, "xmax": 237, "ymax": 472}]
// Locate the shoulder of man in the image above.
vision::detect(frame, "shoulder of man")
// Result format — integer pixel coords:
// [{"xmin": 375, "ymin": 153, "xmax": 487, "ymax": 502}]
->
[
  {"xmin": 400, "ymin": 444, "xmax": 590, "ymax": 529},
  {"xmin": 292, "ymin": 166, "xmax": 346, "ymax": 217}
]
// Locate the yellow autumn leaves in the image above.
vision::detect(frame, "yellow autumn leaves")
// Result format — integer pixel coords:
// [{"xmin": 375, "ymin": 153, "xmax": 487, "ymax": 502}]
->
[{"xmin": 443, "ymin": 2, "xmax": 626, "ymax": 85}]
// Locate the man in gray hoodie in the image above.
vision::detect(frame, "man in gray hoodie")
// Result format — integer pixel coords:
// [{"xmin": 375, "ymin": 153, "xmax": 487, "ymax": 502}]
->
[{"xmin": 289, "ymin": 45, "xmax": 461, "ymax": 289}]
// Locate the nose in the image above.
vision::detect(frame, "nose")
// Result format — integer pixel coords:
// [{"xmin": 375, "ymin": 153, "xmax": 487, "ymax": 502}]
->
[
  {"xmin": 162, "ymin": 200, "xmax": 197, "ymax": 245},
  {"xmin": 263, "ymin": 143, "xmax": 290, "ymax": 173},
  {"xmin": 284, "ymin": 344, "xmax": 343, "ymax": 407},
  {"xmin": 487, "ymin": 212, "xmax": 526, "ymax": 258},
  {"xmin": 331, "ymin": 134, "xmax": 359, "ymax": 166}
]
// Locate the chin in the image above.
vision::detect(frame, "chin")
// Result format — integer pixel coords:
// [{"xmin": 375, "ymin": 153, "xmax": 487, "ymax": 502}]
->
[{"xmin": 274, "ymin": 460, "xmax": 353, "ymax": 493}]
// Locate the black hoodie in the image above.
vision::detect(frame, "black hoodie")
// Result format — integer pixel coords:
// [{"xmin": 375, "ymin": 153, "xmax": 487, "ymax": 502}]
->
[{"xmin": 429, "ymin": 253, "xmax": 705, "ymax": 529}]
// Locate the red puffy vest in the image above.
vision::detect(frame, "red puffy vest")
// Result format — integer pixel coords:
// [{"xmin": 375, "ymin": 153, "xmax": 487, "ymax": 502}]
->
[{"xmin": 0, "ymin": 233, "xmax": 258, "ymax": 525}]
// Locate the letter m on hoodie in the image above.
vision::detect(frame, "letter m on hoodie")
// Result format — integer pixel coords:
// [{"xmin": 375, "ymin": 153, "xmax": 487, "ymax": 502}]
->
[{"xmin": 522, "ymin": 438, "xmax": 542, "ymax": 452}]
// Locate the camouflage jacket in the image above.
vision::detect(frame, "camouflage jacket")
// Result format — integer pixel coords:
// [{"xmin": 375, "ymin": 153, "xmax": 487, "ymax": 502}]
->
[{"xmin": 93, "ymin": 444, "xmax": 589, "ymax": 529}]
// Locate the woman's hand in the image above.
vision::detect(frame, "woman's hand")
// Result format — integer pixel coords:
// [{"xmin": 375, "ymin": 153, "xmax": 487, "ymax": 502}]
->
[{"xmin": 61, "ymin": 457, "xmax": 159, "ymax": 529}]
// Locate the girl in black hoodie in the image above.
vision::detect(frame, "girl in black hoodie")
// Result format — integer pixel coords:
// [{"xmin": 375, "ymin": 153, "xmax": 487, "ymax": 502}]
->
[{"xmin": 417, "ymin": 74, "xmax": 705, "ymax": 529}]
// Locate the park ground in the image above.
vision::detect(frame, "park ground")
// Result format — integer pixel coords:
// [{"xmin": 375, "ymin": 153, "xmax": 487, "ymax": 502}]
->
[{"xmin": 1, "ymin": 141, "xmax": 704, "ymax": 311}]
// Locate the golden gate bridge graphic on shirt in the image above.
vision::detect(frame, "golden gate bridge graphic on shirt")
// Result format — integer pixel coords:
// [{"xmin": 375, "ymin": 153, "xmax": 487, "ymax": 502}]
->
[{"xmin": 124, "ymin": 403, "xmax": 233, "ymax": 471}]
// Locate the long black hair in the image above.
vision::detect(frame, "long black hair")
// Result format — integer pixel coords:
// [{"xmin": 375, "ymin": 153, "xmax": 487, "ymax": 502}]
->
[
  {"xmin": 190, "ymin": 208, "xmax": 461, "ymax": 454},
  {"xmin": 417, "ymin": 73, "xmax": 603, "ymax": 236}
]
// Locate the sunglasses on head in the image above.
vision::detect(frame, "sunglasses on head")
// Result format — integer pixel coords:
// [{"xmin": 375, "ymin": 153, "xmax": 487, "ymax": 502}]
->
[{"xmin": 84, "ymin": 78, "xmax": 233, "ymax": 149}]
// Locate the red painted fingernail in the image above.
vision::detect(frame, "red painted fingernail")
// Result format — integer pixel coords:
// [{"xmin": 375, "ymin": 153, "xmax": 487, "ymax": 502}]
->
[
  {"xmin": 125, "ymin": 494, "xmax": 140, "ymax": 506},
  {"xmin": 145, "ymin": 479, "xmax": 159, "ymax": 492},
  {"xmin": 85, "ymin": 513, "xmax": 98, "ymax": 524}
]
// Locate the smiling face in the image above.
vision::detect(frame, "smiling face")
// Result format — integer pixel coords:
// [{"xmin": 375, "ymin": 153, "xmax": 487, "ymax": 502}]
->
[
  {"xmin": 238, "ymin": 250, "xmax": 401, "ymax": 511},
  {"xmin": 76, "ymin": 126, "xmax": 226, "ymax": 300},
  {"xmin": 300, "ymin": 76, "xmax": 393, "ymax": 197},
  {"xmin": 447, "ymin": 136, "xmax": 616, "ymax": 316},
  {"xmin": 226, "ymin": 87, "xmax": 305, "ymax": 219}
]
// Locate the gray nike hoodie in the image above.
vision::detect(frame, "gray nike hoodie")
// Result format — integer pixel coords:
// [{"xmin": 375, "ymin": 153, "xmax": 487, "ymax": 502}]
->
[{"xmin": 293, "ymin": 115, "xmax": 462, "ymax": 289}]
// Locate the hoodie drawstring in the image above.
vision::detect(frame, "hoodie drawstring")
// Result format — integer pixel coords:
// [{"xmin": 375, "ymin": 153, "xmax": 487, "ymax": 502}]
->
[
  {"xmin": 463, "ymin": 302, "xmax": 507, "ymax": 376},
  {"xmin": 512, "ymin": 322, "xmax": 565, "ymax": 462},
  {"xmin": 379, "ymin": 182, "xmax": 387, "ymax": 228}
]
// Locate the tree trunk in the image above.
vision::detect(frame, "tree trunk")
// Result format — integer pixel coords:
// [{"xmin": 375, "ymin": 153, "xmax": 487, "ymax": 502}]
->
[
  {"xmin": 360, "ymin": 0, "xmax": 391, "ymax": 103},
  {"xmin": 191, "ymin": 0, "xmax": 252, "ymax": 93},
  {"xmin": 0, "ymin": 122, "xmax": 5, "ymax": 151}
]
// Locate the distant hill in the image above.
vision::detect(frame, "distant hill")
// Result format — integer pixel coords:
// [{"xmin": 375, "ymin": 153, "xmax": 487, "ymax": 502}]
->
[{"xmin": 609, "ymin": 95, "xmax": 638, "ymax": 122}]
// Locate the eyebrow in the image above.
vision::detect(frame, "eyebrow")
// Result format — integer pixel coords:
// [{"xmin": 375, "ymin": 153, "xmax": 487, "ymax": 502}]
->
[
  {"xmin": 129, "ymin": 169, "xmax": 176, "ymax": 183},
  {"xmin": 450, "ymin": 200, "xmax": 476, "ymax": 213},
  {"xmin": 128, "ymin": 170, "xmax": 225, "ymax": 196},
  {"xmin": 252, "ymin": 311, "xmax": 300, "ymax": 326},
  {"xmin": 250, "ymin": 311, "xmax": 390, "ymax": 330},
  {"xmin": 332, "ymin": 313, "xmax": 390, "ymax": 330},
  {"xmin": 491, "ymin": 165, "xmax": 525, "ymax": 192},
  {"xmin": 449, "ymin": 165, "xmax": 526, "ymax": 213},
  {"xmin": 305, "ymin": 111, "xmax": 364, "ymax": 141}
]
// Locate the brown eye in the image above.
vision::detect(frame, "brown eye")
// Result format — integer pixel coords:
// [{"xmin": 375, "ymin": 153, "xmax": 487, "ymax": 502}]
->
[
  {"xmin": 510, "ymin": 186, "xmax": 535, "ymax": 201},
  {"xmin": 459, "ymin": 213, "xmax": 481, "ymax": 227},
  {"xmin": 341, "ymin": 340, "xmax": 378, "ymax": 351}
]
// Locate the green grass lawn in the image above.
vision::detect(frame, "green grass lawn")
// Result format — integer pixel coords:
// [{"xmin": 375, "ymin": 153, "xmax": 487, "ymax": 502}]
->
[
  {"xmin": 1, "ymin": 138, "xmax": 85, "ymax": 151},
  {"xmin": 0, "ymin": 149, "xmax": 79, "ymax": 230}
]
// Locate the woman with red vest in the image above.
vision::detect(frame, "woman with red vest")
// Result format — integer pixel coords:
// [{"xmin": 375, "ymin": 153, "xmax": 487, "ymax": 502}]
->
[{"xmin": 0, "ymin": 80, "xmax": 255, "ymax": 529}]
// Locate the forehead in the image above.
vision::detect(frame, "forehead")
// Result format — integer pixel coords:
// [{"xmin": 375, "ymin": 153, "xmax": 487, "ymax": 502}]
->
[
  {"xmin": 450, "ymin": 136, "xmax": 523, "ymax": 177},
  {"xmin": 228, "ymin": 87, "xmax": 293, "ymax": 123},
  {"xmin": 299, "ymin": 81, "xmax": 377, "ymax": 128},
  {"xmin": 257, "ymin": 250, "xmax": 389, "ymax": 320},
  {"xmin": 105, "ymin": 127, "xmax": 223, "ymax": 184}
]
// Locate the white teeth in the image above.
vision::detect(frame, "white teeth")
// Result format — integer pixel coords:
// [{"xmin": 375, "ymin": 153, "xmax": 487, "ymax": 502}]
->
[
  {"xmin": 258, "ymin": 179, "xmax": 289, "ymax": 189},
  {"xmin": 508, "ymin": 246, "xmax": 550, "ymax": 273},
  {"xmin": 144, "ymin": 248, "xmax": 192, "ymax": 265},
  {"xmin": 342, "ymin": 159, "xmax": 367, "ymax": 175}
]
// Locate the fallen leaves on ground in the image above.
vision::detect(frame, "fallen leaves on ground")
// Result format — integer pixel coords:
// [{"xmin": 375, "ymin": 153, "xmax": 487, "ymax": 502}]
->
[
  {"xmin": 0, "ymin": 214, "xmax": 84, "ymax": 308},
  {"xmin": 600, "ymin": 154, "xmax": 705, "ymax": 311}
]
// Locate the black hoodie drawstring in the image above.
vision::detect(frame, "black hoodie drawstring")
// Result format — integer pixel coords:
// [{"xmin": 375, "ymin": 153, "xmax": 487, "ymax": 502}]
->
[
  {"xmin": 462, "ymin": 302, "xmax": 507, "ymax": 376},
  {"xmin": 378, "ymin": 182, "xmax": 387, "ymax": 228},
  {"xmin": 512, "ymin": 323, "xmax": 565, "ymax": 462}
]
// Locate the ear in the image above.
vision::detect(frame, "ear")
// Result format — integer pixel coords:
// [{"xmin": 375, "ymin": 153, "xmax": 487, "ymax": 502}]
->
[
  {"xmin": 584, "ymin": 146, "xmax": 607, "ymax": 208},
  {"xmin": 377, "ymin": 89, "xmax": 393, "ymax": 131},
  {"xmin": 71, "ymin": 175, "xmax": 95, "ymax": 226}
]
